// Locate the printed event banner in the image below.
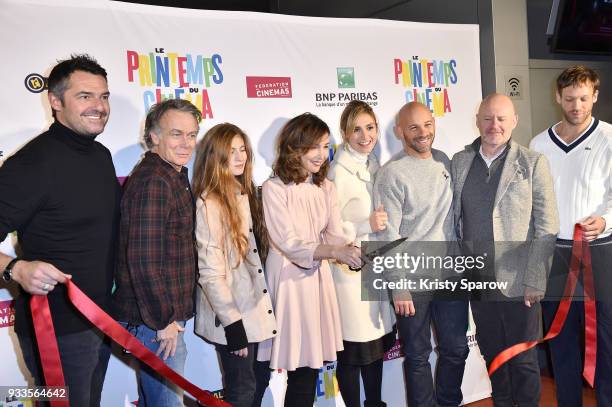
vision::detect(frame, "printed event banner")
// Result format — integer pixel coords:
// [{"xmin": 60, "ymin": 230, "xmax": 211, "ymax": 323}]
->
[{"xmin": 0, "ymin": 0, "xmax": 490, "ymax": 405}]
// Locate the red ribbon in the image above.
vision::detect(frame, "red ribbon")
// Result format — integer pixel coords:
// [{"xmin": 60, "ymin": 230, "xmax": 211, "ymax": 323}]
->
[
  {"xmin": 30, "ymin": 280, "xmax": 229, "ymax": 406},
  {"xmin": 30, "ymin": 295, "xmax": 69, "ymax": 407},
  {"xmin": 488, "ymin": 224, "xmax": 597, "ymax": 387}
]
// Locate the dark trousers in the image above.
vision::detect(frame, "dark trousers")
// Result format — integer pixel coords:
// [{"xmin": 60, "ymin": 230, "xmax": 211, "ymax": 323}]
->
[
  {"xmin": 542, "ymin": 237, "xmax": 612, "ymax": 407},
  {"xmin": 336, "ymin": 358, "xmax": 384, "ymax": 407},
  {"xmin": 396, "ymin": 300, "xmax": 469, "ymax": 407},
  {"xmin": 285, "ymin": 367, "xmax": 319, "ymax": 407},
  {"xmin": 471, "ymin": 301, "xmax": 540, "ymax": 407},
  {"xmin": 216, "ymin": 343, "xmax": 271, "ymax": 407},
  {"xmin": 17, "ymin": 328, "xmax": 110, "ymax": 407}
]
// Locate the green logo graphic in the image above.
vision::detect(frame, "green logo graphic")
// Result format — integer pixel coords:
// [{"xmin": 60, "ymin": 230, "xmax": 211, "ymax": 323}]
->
[{"xmin": 336, "ymin": 67, "xmax": 355, "ymax": 88}]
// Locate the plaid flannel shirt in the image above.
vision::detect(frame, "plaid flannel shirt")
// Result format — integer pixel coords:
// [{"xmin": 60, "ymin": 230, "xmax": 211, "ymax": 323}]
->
[{"xmin": 113, "ymin": 152, "xmax": 197, "ymax": 330}]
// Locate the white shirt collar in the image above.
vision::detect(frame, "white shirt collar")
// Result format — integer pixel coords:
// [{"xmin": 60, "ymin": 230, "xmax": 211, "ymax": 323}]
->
[{"xmin": 479, "ymin": 144, "xmax": 507, "ymax": 168}]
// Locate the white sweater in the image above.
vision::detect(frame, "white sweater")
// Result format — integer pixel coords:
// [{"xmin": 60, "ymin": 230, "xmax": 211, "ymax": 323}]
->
[{"xmin": 530, "ymin": 118, "xmax": 612, "ymax": 240}]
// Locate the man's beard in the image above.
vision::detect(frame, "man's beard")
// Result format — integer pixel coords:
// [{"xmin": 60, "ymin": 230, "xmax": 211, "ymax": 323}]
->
[{"xmin": 563, "ymin": 109, "xmax": 591, "ymax": 126}]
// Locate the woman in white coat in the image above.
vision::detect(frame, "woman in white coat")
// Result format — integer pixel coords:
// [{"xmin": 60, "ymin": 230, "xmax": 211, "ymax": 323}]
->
[
  {"xmin": 328, "ymin": 101, "xmax": 396, "ymax": 407},
  {"xmin": 192, "ymin": 123, "xmax": 276, "ymax": 407}
]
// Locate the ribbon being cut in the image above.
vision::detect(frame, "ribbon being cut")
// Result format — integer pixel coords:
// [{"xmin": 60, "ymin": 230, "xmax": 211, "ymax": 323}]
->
[
  {"xmin": 30, "ymin": 281, "xmax": 229, "ymax": 407},
  {"xmin": 488, "ymin": 223, "xmax": 597, "ymax": 387},
  {"xmin": 27, "ymin": 223, "xmax": 598, "ymax": 405}
]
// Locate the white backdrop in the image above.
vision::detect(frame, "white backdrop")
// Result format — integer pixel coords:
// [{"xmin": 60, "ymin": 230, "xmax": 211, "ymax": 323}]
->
[{"xmin": 0, "ymin": 0, "xmax": 491, "ymax": 405}]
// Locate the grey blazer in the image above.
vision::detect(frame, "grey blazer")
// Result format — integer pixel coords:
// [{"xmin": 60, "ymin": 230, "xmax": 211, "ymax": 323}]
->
[{"xmin": 451, "ymin": 139, "xmax": 559, "ymax": 297}]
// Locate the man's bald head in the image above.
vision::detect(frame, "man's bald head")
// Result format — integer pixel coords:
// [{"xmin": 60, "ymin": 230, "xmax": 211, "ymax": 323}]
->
[
  {"xmin": 397, "ymin": 101, "xmax": 433, "ymax": 125},
  {"xmin": 478, "ymin": 93, "xmax": 516, "ymax": 116}
]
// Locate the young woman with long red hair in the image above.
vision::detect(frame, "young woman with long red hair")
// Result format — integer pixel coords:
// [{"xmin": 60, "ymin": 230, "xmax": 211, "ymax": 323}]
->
[{"xmin": 192, "ymin": 123, "xmax": 276, "ymax": 407}]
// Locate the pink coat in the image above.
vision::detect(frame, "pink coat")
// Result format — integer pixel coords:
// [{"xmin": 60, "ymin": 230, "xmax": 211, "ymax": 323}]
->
[{"xmin": 257, "ymin": 176, "xmax": 348, "ymax": 370}]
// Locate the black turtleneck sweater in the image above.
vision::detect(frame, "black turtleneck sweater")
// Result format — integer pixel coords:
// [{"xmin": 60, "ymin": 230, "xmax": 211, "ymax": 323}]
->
[{"xmin": 0, "ymin": 121, "xmax": 120, "ymax": 335}]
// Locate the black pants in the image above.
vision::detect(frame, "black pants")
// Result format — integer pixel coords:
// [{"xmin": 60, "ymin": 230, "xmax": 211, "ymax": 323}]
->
[
  {"xmin": 216, "ymin": 343, "xmax": 270, "ymax": 407},
  {"xmin": 285, "ymin": 367, "xmax": 319, "ymax": 407},
  {"xmin": 471, "ymin": 300, "xmax": 540, "ymax": 407},
  {"xmin": 336, "ymin": 358, "xmax": 384, "ymax": 407},
  {"xmin": 542, "ymin": 237, "xmax": 612, "ymax": 407},
  {"xmin": 17, "ymin": 328, "xmax": 110, "ymax": 407}
]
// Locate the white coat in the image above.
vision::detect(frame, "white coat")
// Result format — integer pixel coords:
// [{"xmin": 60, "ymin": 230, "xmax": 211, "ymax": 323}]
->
[
  {"xmin": 194, "ymin": 194, "xmax": 277, "ymax": 346},
  {"xmin": 328, "ymin": 145, "xmax": 395, "ymax": 342}
]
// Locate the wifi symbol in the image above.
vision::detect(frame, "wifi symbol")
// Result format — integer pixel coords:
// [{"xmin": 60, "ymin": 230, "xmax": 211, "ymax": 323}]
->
[{"xmin": 508, "ymin": 77, "xmax": 520, "ymax": 91}]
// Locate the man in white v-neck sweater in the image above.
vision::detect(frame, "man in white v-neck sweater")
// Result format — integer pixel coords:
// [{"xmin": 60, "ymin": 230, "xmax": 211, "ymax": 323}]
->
[
  {"xmin": 530, "ymin": 65, "xmax": 612, "ymax": 407},
  {"xmin": 531, "ymin": 117, "xmax": 612, "ymax": 241}
]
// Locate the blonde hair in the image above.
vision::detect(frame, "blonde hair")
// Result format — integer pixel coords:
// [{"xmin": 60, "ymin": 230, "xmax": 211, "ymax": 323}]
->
[{"xmin": 339, "ymin": 100, "xmax": 378, "ymax": 144}]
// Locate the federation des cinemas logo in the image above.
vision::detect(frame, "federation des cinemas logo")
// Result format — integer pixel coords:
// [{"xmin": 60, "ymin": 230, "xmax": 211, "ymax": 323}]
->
[{"xmin": 246, "ymin": 76, "xmax": 292, "ymax": 98}]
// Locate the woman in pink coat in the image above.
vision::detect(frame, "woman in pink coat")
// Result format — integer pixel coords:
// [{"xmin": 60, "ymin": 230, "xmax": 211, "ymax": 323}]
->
[{"xmin": 258, "ymin": 113, "xmax": 362, "ymax": 406}]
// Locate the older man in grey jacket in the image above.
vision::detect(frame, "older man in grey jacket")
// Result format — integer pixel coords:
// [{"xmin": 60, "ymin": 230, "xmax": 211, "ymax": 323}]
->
[{"xmin": 451, "ymin": 93, "xmax": 559, "ymax": 407}]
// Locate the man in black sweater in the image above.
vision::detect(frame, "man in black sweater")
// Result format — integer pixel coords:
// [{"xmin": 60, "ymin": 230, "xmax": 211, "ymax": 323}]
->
[{"xmin": 0, "ymin": 54, "xmax": 120, "ymax": 406}]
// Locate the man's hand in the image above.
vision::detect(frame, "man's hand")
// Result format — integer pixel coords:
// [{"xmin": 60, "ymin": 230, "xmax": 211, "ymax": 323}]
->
[
  {"xmin": 155, "ymin": 321, "xmax": 185, "ymax": 360},
  {"xmin": 524, "ymin": 286, "xmax": 544, "ymax": 307},
  {"xmin": 580, "ymin": 216, "xmax": 606, "ymax": 241},
  {"xmin": 11, "ymin": 260, "xmax": 71, "ymax": 295},
  {"xmin": 394, "ymin": 300, "xmax": 416, "ymax": 317},
  {"xmin": 370, "ymin": 205, "xmax": 388, "ymax": 232},
  {"xmin": 231, "ymin": 347, "xmax": 248, "ymax": 358}
]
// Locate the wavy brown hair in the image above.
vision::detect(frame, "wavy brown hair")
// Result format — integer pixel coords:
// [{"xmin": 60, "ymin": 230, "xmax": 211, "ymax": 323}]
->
[
  {"xmin": 339, "ymin": 100, "xmax": 378, "ymax": 144},
  {"xmin": 556, "ymin": 65, "xmax": 600, "ymax": 95},
  {"xmin": 272, "ymin": 113, "xmax": 330, "ymax": 186},
  {"xmin": 192, "ymin": 123, "xmax": 269, "ymax": 265}
]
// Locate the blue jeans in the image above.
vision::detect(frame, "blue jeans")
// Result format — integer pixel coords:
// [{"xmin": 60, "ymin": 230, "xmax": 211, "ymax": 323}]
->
[
  {"xmin": 18, "ymin": 328, "xmax": 110, "ymax": 407},
  {"xmin": 120, "ymin": 321, "xmax": 187, "ymax": 407},
  {"xmin": 396, "ymin": 300, "xmax": 469, "ymax": 407}
]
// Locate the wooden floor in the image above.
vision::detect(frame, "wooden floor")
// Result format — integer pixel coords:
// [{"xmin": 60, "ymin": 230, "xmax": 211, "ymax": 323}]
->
[{"xmin": 466, "ymin": 375, "xmax": 597, "ymax": 406}]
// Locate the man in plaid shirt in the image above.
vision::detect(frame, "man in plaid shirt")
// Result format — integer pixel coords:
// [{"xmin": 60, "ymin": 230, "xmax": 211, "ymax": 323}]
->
[{"xmin": 113, "ymin": 99, "xmax": 200, "ymax": 406}]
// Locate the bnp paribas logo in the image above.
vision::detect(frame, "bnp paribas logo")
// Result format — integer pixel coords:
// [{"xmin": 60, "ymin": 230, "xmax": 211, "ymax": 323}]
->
[{"xmin": 336, "ymin": 67, "xmax": 355, "ymax": 88}]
